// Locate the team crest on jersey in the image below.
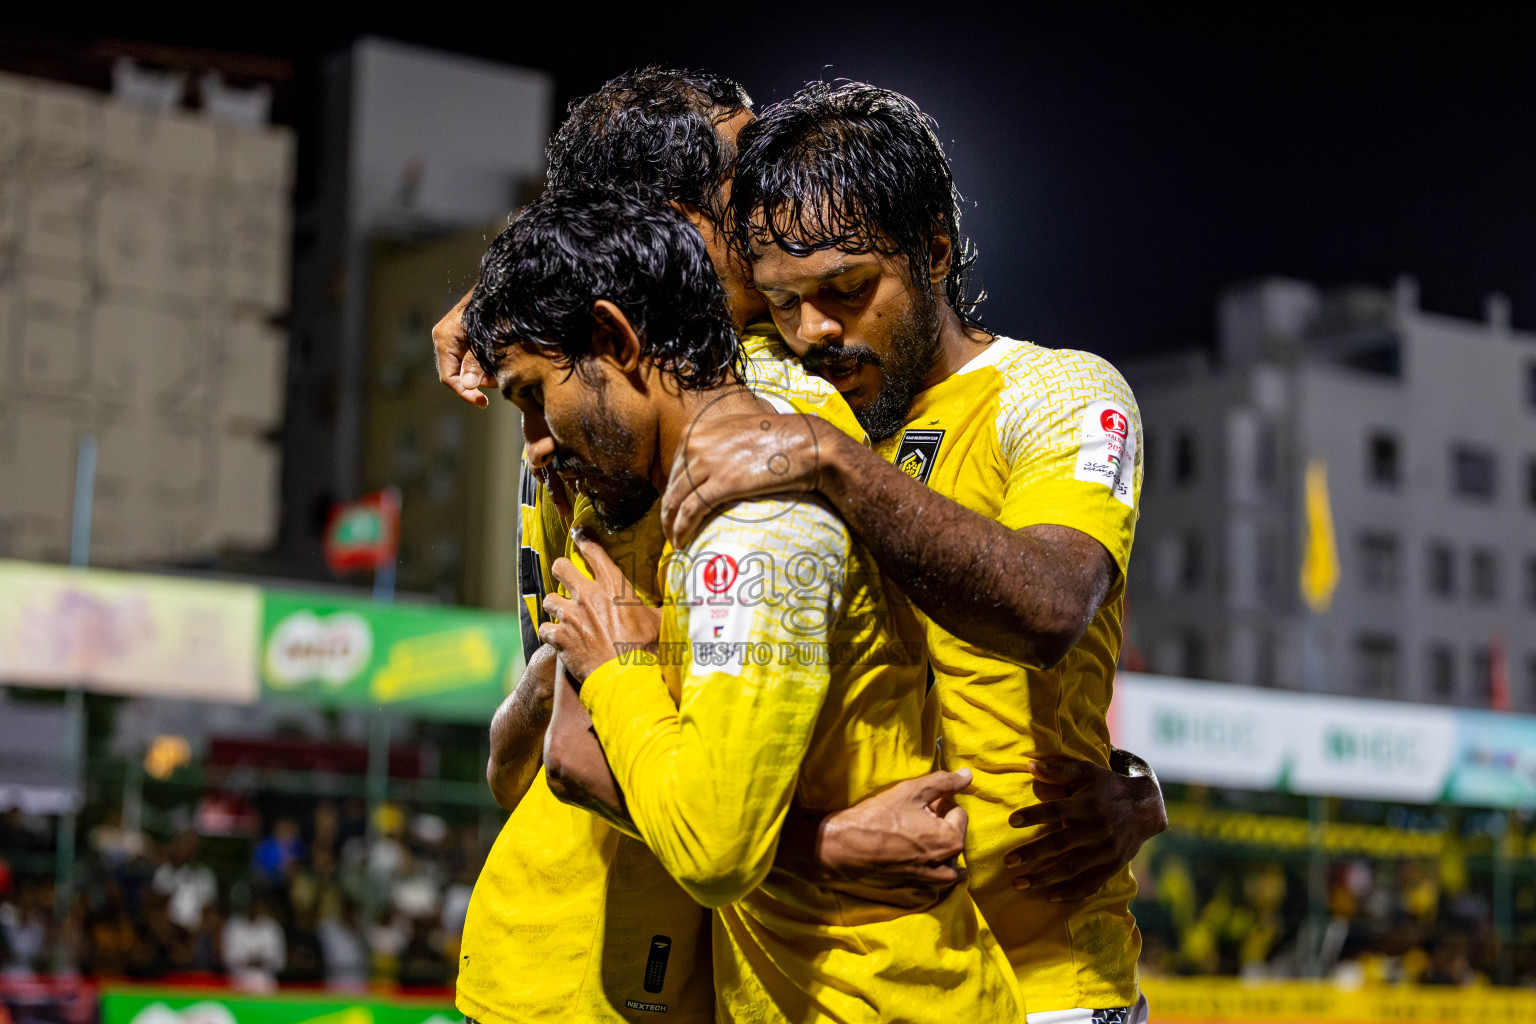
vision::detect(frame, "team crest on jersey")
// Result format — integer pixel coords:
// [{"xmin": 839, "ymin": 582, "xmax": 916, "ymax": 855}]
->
[{"xmin": 895, "ymin": 429, "xmax": 944, "ymax": 484}]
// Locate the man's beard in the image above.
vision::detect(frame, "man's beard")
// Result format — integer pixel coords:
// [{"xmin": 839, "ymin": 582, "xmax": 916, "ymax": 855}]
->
[
  {"xmin": 552, "ymin": 396, "xmax": 658, "ymax": 533},
  {"xmin": 801, "ymin": 290, "xmax": 941, "ymax": 443}
]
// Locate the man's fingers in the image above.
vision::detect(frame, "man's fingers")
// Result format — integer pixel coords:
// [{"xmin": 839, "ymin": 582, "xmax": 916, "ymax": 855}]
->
[
  {"xmin": 666, "ymin": 489, "xmax": 713, "ymax": 548},
  {"xmin": 432, "ymin": 292, "xmax": 489, "ymax": 409},
  {"xmin": 1009, "ymin": 799, "xmax": 1074, "ymax": 829},
  {"xmin": 536, "ymin": 622, "xmax": 561, "ymax": 648},
  {"xmin": 1017, "ymin": 848, "xmax": 1118, "ymax": 894},
  {"xmin": 907, "ymin": 768, "xmax": 973, "ymax": 807},
  {"xmin": 458, "ymin": 350, "xmax": 487, "ymax": 389},
  {"xmin": 542, "ymin": 593, "xmax": 573, "ymax": 623},
  {"xmin": 549, "ymin": 557, "xmax": 592, "ymax": 594},
  {"xmin": 571, "ymin": 529, "xmax": 621, "ymax": 584},
  {"xmin": 1037, "ymin": 866, "xmax": 1119, "ymax": 903},
  {"xmin": 1027, "ymin": 759, "xmax": 1094, "ymax": 787},
  {"xmin": 941, "ymin": 802, "xmax": 968, "ymax": 849},
  {"xmin": 1005, "ymin": 825, "xmax": 1096, "ymax": 869}
]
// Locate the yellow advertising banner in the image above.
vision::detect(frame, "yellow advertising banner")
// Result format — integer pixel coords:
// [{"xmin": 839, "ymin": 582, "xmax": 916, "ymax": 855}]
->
[
  {"xmin": 1143, "ymin": 977, "xmax": 1536, "ymax": 1023},
  {"xmin": 0, "ymin": 559, "xmax": 260, "ymax": 703}
]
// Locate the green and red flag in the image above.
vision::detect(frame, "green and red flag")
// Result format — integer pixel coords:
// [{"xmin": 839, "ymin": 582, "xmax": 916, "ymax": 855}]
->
[{"xmin": 323, "ymin": 487, "xmax": 400, "ymax": 574}]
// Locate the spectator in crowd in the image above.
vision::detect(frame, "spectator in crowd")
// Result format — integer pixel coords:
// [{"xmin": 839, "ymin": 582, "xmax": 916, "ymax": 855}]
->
[
  {"xmin": 222, "ymin": 892, "xmax": 285, "ymax": 992},
  {"xmin": 151, "ymin": 831, "xmax": 217, "ymax": 936},
  {"xmin": 252, "ymin": 818, "xmax": 305, "ymax": 886},
  {"xmin": 0, "ymin": 882, "xmax": 50, "ymax": 977},
  {"xmin": 317, "ymin": 899, "xmax": 370, "ymax": 991},
  {"xmin": 12, "ymin": 796, "xmax": 488, "ymax": 989}
]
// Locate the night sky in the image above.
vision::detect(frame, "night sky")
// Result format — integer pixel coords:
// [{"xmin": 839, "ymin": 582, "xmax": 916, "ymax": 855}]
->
[{"xmin": 7, "ymin": 5, "xmax": 1536, "ymax": 362}]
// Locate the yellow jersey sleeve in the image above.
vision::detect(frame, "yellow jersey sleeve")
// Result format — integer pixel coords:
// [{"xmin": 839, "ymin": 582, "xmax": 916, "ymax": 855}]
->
[
  {"xmin": 994, "ymin": 350, "xmax": 1143, "ymax": 575},
  {"xmin": 578, "ymin": 498, "xmax": 848, "ymax": 909}
]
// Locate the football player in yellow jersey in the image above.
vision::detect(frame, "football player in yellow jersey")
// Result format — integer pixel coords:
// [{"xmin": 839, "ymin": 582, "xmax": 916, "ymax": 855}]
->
[
  {"xmin": 662, "ymin": 82, "xmax": 1155, "ymax": 1022},
  {"xmin": 433, "ymin": 67, "xmax": 1166, "ymax": 1024},
  {"xmin": 448, "ymin": 69, "xmax": 999, "ymax": 1024},
  {"xmin": 465, "ymin": 185, "xmax": 1022, "ymax": 1022}
]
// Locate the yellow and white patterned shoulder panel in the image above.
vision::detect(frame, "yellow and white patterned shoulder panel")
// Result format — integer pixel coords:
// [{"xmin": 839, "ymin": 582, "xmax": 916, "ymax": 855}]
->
[{"xmin": 980, "ymin": 336, "xmax": 1144, "ymax": 514}]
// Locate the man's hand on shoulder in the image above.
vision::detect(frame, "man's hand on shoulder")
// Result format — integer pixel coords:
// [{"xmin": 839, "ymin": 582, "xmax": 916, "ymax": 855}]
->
[
  {"xmin": 660, "ymin": 412, "xmax": 842, "ymax": 546},
  {"xmin": 1005, "ymin": 757, "xmax": 1167, "ymax": 902},
  {"xmin": 433, "ymin": 289, "xmax": 491, "ymax": 408}
]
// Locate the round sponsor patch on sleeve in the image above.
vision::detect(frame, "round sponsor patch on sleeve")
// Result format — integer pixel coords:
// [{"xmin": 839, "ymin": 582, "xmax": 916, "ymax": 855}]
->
[
  {"xmin": 1073, "ymin": 400, "xmax": 1136, "ymax": 507},
  {"xmin": 684, "ymin": 543, "xmax": 768, "ymax": 677}
]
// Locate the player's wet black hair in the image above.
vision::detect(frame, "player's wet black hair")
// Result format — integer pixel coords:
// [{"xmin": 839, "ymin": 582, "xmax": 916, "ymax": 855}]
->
[
  {"xmin": 546, "ymin": 67, "xmax": 752, "ymax": 224},
  {"xmin": 464, "ymin": 187, "xmax": 740, "ymax": 390},
  {"xmin": 730, "ymin": 81, "xmax": 982, "ymax": 323}
]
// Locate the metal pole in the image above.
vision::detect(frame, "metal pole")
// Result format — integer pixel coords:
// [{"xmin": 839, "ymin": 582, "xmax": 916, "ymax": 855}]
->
[
  {"xmin": 365, "ymin": 712, "xmax": 390, "ymax": 922},
  {"xmin": 1305, "ymin": 794, "xmax": 1328, "ymax": 977},
  {"xmin": 1494, "ymin": 809, "xmax": 1515, "ymax": 984},
  {"xmin": 70, "ymin": 434, "xmax": 96, "ymax": 569},
  {"xmin": 56, "ymin": 435, "xmax": 96, "ymax": 928}
]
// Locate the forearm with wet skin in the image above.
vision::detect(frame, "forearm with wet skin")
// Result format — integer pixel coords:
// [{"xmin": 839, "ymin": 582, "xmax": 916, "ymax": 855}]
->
[
  {"xmin": 816, "ymin": 425, "xmax": 1110, "ymax": 668},
  {"xmin": 486, "ymin": 644, "xmax": 557, "ymax": 810}
]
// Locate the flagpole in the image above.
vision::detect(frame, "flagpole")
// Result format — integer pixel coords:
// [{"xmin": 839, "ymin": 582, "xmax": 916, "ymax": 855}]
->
[{"xmin": 366, "ymin": 485, "xmax": 399, "ymax": 927}]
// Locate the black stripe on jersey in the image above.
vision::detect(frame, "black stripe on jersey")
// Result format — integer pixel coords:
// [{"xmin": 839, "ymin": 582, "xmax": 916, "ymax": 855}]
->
[
  {"xmin": 519, "ymin": 462, "xmax": 539, "ymax": 508},
  {"xmin": 518, "ymin": 545, "xmax": 545, "ymax": 654}
]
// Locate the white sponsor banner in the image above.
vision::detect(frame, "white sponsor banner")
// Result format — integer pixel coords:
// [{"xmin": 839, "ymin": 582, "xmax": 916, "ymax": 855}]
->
[
  {"xmin": 0, "ymin": 559, "xmax": 260, "ymax": 703},
  {"xmin": 1112, "ymin": 672, "xmax": 1460, "ymax": 804},
  {"xmin": 1110, "ymin": 674, "xmax": 1291, "ymax": 790},
  {"xmin": 1286, "ymin": 695, "xmax": 1457, "ymax": 803}
]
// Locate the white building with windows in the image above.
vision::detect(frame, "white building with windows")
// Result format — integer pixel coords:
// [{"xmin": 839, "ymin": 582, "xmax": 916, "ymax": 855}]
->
[{"xmin": 1125, "ymin": 276, "xmax": 1536, "ymax": 709}]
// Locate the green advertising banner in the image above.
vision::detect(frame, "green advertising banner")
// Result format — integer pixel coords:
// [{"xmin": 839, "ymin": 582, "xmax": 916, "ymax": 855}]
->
[
  {"xmin": 260, "ymin": 590, "xmax": 522, "ymax": 722},
  {"xmin": 101, "ymin": 989, "xmax": 458, "ymax": 1024}
]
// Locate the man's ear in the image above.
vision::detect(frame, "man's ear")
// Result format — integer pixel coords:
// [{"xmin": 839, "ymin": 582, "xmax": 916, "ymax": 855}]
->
[
  {"xmin": 589, "ymin": 299, "xmax": 643, "ymax": 374},
  {"xmin": 670, "ymin": 200, "xmax": 708, "ymax": 231},
  {"xmin": 928, "ymin": 231, "xmax": 954, "ymax": 287}
]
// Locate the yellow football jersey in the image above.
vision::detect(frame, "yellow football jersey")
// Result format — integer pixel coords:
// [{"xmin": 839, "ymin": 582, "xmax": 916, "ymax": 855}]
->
[
  {"xmin": 871, "ymin": 335, "xmax": 1144, "ymax": 1013},
  {"xmin": 457, "ymin": 498, "xmax": 714, "ymax": 1024},
  {"xmin": 464, "ymin": 347, "xmax": 866, "ymax": 1023},
  {"xmin": 579, "ymin": 489, "xmax": 1021, "ymax": 1023},
  {"xmin": 739, "ymin": 318, "xmax": 867, "ymax": 442}
]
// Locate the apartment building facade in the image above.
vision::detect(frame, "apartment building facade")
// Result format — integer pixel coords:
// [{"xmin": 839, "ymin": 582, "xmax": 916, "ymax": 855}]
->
[{"xmin": 1126, "ymin": 276, "xmax": 1536, "ymax": 710}]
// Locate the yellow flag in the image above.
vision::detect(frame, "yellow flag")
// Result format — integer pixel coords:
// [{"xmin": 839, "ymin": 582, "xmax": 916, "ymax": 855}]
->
[{"xmin": 1300, "ymin": 459, "xmax": 1340, "ymax": 612}]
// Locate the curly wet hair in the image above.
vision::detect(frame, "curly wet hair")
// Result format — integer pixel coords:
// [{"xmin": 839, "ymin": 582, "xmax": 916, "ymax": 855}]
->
[
  {"xmin": 729, "ymin": 80, "xmax": 982, "ymax": 323},
  {"xmin": 464, "ymin": 186, "xmax": 740, "ymax": 390},
  {"xmin": 546, "ymin": 67, "xmax": 752, "ymax": 224}
]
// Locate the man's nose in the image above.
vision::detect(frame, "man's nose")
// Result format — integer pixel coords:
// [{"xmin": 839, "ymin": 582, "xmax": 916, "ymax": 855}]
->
[
  {"xmin": 797, "ymin": 299, "xmax": 842, "ymax": 347},
  {"xmin": 525, "ymin": 432, "xmax": 556, "ymax": 470}
]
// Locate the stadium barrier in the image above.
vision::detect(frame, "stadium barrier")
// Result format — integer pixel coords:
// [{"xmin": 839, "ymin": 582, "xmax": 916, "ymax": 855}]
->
[
  {"xmin": 99, "ymin": 987, "xmax": 457, "ymax": 1024},
  {"xmin": 1142, "ymin": 977, "xmax": 1536, "ymax": 1023}
]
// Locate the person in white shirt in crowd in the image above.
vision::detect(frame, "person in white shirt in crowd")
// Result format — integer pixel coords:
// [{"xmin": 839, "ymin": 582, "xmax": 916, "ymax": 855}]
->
[
  {"xmin": 222, "ymin": 891, "xmax": 286, "ymax": 993},
  {"xmin": 318, "ymin": 899, "xmax": 371, "ymax": 991},
  {"xmin": 151, "ymin": 831, "xmax": 217, "ymax": 934}
]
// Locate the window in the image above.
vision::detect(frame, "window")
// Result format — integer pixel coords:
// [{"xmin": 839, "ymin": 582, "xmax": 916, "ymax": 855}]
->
[
  {"xmin": 1175, "ymin": 431, "xmax": 1198, "ymax": 486},
  {"xmin": 1428, "ymin": 643, "xmax": 1456, "ymax": 699},
  {"xmin": 1368, "ymin": 433, "xmax": 1399, "ymax": 487},
  {"xmin": 1183, "ymin": 631, "xmax": 1207, "ymax": 679},
  {"xmin": 1471, "ymin": 646, "xmax": 1493, "ymax": 703},
  {"xmin": 1182, "ymin": 531, "xmax": 1204, "ymax": 590},
  {"xmin": 1358, "ymin": 532, "xmax": 1400, "ymax": 592},
  {"xmin": 1452, "ymin": 446, "xmax": 1497, "ymax": 499},
  {"xmin": 1470, "ymin": 549, "xmax": 1499, "ymax": 602},
  {"xmin": 1428, "ymin": 543, "xmax": 1456, "ymax": 598},
  {"xmin": 1356, "ymin": 634, "xmax": 1400, "ymax": 695}
]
